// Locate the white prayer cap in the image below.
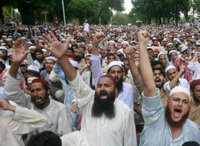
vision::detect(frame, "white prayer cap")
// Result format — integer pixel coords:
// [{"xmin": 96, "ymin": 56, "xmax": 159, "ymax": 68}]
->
[
  {"xmin": 169, "ymin": 50, "xmax": 177, "ymax": 55},
  {"xmin": 117, "ymin": 39, "xmax": 123, "ymax": 42},
  {"xmin": 117, "ymin": 49, "xmax": 124, "ymax": 54},
  {"xmin": 8, "ymin": 36, "xmax": 12, "ymax": 38},
  {"xmin": 157, "ymin": 52, "xmax": 165, "ymax": 59},
  {"xmin": 85, "ymin": 54, "xmax": 91, "ymax": 58},
  {"xmin": 2, "ymin": 35, "xmax": 7, "ymax": 38},
  {"xmin": 8, "ymin": 53, "xmax": 12, "ymax": 56},
  {"xmin": 70, "ymin": 39, "xmax": 75, "ymax": 42},
  {"xmin": 27, "ymin": 77, "xmax": 38, "ymax": 84},
  {"xmin": 0, "ymin": 46, "xmax": 7, "ymax": 51},
  {"xmin": 27, "ymin": 42, "xmax": 33, "ymax": 45},
  {"xmin": 122, "ymin": 41, "xmax": 129, "ymax": 45},
  {"xmin": 108, "ymin": 61, "xmax": 124, "ymax": 71},
  {"xmin": 167, "ymin": 43, "xmax": 173, "ymax": 46},
  {"xmin": 196, "ymin": 40, "xmax": 200, "ymax": 46},
  {"xmin": 108, "ymin": 40, "xmax": 115, "ymax": 44},
  {"xmin": 181, "ymin": 45, "xmax": 188, "ymax": 53},
  {"xmin": 147, "ymin": 46, "xmax": 153, "ymax": 50},
  {"xmin": 61, "ymin": 38, "xmax": 66, "ymax": 42},
  {"xmin": 88, "ymin": 44, "xmax": 93, "ymax": 47},
  {"xmin": 42, "ymin": 49, "xmax": 47, "ymax": 52},
  {"xmin": 170, "ymin": 86, "xmax": 190, "ymax": 98},
  {"xmin": 26, "ymin": 65, "xmax": 40, "ymax": 74},
  {"xmin": 165, "ymin": 65, "xmax": 176, "ymax": 73},
  {"xmin": 21, "ymin": 37, "xmax": 26, "ymax": 40},
  {"xmin": 69, "ymin": 60, "xmax": 78, "ymax": 68},
  {"xmin": 38, "ymin": 40, "xmax": 44, "ymax": 43},
  {"xmin": 29, "ymin": 46, "xmax": 36, "ymax": 50},
  {"xmin": 191, "ymin": 50, "xmax": 195, "ymax": 54},
  {"xmin": 46, "ymin": 56, "xmax": 56, "ymax": 62}
]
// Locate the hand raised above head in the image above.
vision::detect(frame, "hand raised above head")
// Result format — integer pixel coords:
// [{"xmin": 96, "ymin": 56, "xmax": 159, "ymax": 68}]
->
[
  {"xmin": 124, "ymin": 46, "xmax": 135, "ymax": 59},
  {"xmin": 93, "ymin": 32, "xmax": 105, "ymax": 45},
  {"xmin": 42, "ymin": 31, "xmax": 71, "ymax": 59},
  {"xmin": 137, "ymin": 30, "xmax": 150, "ymax": 44},
  {"xmin": 12, "ymin": 39, "xmax": 30, "ymax": 64}
]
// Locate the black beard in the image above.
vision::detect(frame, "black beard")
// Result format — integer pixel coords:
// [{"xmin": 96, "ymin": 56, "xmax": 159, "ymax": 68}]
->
[
  {"xmin": 92, "ymin": 90, "xmax": 116, "ymax": 119},
  {"xmin": 75, "ymin": 56, "xmax": 82, "ymax": 62},
  {"xmin": 3, "ymin": 55, "xmax": 8, "ymax": 61},
  {"xmin": 37, "ymin": 56, "xmax": 44, "ymax": 62},
  {"xmin": 165, "ymin": 104, "xmax": 189, "ymax": 128},
  {"xmin": 116, "ymin": 77, "xmax": 123, "ymax": 93},
  {"xmin": 31, "ymin": 93, "xmax": 48, "ymax": 109}
]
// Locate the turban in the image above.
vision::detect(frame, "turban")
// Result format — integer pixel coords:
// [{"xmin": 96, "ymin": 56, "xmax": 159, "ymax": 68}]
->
[
  {"xmin": 190, "ymin": 79, "xmax": 200, "ymax": 90},
  {"xmin": 32, "ymin": 78, "xmax": 49, "ymax": 87},
  {"xmin": 99, "ymin": 74, "xmax": 117, "ymax": 86}
]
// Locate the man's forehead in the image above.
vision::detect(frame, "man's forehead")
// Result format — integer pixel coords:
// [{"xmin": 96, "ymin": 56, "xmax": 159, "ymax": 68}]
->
[
  {"xmin": 98, "ymin": 77, "xmax": 114, "ymax": 85},
  {"xmin": 170, "ymin": 92, "xmax": 189, "ymax": 100}
]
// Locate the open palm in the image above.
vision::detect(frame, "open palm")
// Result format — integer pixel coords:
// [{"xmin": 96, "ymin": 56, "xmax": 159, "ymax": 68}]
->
[
  {"xmin": 42, "ymin": 31, "xmax": 71, "ymax": 58},
  {"xmin": 13, "ymin": 39, "xmax": 30, "ymax": 63}
]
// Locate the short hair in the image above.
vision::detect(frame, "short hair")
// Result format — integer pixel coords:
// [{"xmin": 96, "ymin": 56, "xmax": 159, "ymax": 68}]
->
[
  {"xmin": 151, "ymin": 61, "xmax": 162, "ymax": 68},
  {"xmin": 34, "ymin": 48, "xmax": 43, "ymax": 55},
  {"xmin": 107, "ymin": 53, "xmax": 115, "ymax": 58},
  {"xmin": 27, "ymin": 131, "xmax": 61, "ymax": 146},
  {"xmin": 153, "ymin": 67, "xmax": 165, "ymax": 77},
  {"xmin": 68, "ymin": 47, "xmax": 74, "ymax": 53}
]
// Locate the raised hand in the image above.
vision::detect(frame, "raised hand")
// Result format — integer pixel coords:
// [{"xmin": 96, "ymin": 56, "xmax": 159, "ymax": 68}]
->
[
  {"xmin": 12, "ymin": 39, "xmax": 30, "ymax": 64},
  {"xmin": 93, "ymin": 32, "xmax": 105, "ymax": 45},
  {"xmin": 42, "ymin": 31, "xmax": 71, "ymax": 59},
  {"xmin": 0, "ymin": 98, "xmax": 15, "ymax": 111},
  {"xmin": 70, "ymin": 102, "xmax": 78, "ymax": 114},
  {"xmin": 124, "ymin": 46, "xmax": 135, "ymax": 60},
  {"xmin": 137, "ymin": 30, "xmax": 150, "ymax": 44}
]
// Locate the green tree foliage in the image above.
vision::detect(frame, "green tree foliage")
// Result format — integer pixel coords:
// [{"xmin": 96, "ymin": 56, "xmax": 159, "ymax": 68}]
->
[
  {"xmin": 112, "ymin": 13, "xmax": 128, "ymax": 25},
  {"xmin": 66, "ymin": 0, "xmax": 96, "ymax": 23},
  {"xmin": 130, "ymin": 0, "xmax": 191, "ymax": 25}
]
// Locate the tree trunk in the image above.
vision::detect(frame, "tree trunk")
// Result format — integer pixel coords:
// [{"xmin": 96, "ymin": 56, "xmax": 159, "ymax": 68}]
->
[
  {"xmin": 0, "ymin": 6, "xmax": 4, "ymax": 26},
  {"xmin": 175, "ymin": 3, "xmax": 178, "ymax": 26}
]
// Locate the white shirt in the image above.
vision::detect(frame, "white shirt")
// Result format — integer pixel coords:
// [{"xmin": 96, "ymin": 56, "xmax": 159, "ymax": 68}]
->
[
  {"xmin": 164, "ymin": 78, "xmax": 190, "ymax": 92},
  {"xmin": 0, "ymin": 107, "xmax": 47, "ymax": 146},
  {"xmin": 61, "ymin": 73, "xmax": 137, "ymax": 146},
  {"xmin": 4, "ymin": 73, "xmax": 73, "ymax": 139}
]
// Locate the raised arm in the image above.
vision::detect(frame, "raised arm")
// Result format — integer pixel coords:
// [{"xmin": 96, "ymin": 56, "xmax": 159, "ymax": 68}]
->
[
  {"xmin": 42, "ymin": 31, "xmax": 76, "ymax": 81},
  {"xmin": 138, "ymin": 31, "xmax": 157, "ymax": 97}
]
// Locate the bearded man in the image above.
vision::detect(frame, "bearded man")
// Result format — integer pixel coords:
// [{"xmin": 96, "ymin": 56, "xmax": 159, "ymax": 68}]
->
[
  {"xmin": 4, "ymin": 39, "xmax": 73, "ymax": 140},
  {"xmin": 138, "ymin": 30, "xmax": 200, "ymax": 146},
  {"xmin": 41, "ymin": 31, "xmax": 137, "ymax": 146}
]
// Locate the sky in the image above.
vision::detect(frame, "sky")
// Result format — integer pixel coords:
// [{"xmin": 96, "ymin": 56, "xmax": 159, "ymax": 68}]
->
[{"xmin": 122, "ymin": 0, "xmax": 133, "ymax": 14}]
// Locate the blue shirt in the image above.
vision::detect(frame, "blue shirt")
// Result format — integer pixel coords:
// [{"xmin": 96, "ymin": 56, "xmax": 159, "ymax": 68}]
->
[{"xmin": 140, "ymin": 89, "xmax": 200, "ymax": 146}]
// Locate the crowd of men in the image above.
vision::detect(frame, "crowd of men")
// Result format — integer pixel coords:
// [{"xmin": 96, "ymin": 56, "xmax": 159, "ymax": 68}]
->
[{"xmin": 0, "ymin": 19, "xmax": 200, "ymax": 146}]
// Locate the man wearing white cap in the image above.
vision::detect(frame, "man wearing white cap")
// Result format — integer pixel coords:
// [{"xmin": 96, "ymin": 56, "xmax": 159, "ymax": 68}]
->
[
  {"xmin": 41, "ymin": 31, "xmax": 137, "ymax": 146},
  {"xmin": 169, "ymin": 50, "xmax": 178, "ymax": 65},
  {"xmin": 181, "ymin": 45, "xmax": 190, "ymax": 58},
  {"xmin": 137, "ymin": 30, "xmax": 199, "ymax": 146},
  {"xmin": 4, "ymin": 39, "xmax": 73, "ymax": 141},
  {"xmin": 0, "ymin": 46, "xmax": 9, "ymax": 65},
  {"xmin": 164, "ymin": 65, "xmax": 190, "ymax": 92},
  {"xmin": 40, "ymin": 56, "xmax": 63, "ymax": 100},
  {"xmin": 90, "ymin": 32, "xmax": 134, "ymax": 110}
]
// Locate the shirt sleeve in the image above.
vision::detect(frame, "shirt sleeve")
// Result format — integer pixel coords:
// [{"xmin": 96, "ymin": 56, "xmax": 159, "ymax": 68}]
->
[
  {"xmin": 91, "ymin": 54, "xmax": 104, "ymax": 88},
  {"xmin": 68, "ymin": 73, "xmax": 95, "ymax": 108},
  {"xmin": 142, "ymin": 89, "xmax": 164, "ymax": 126},
  {"xmin": 9, "ymin": 107, "xmax": 47, "ymax": 134},
  {"xmin": 4, "ymin": 73, "xmax": 29, "ymax": 108},
  {"xmin": 163, "ymin": 81, "xmax": 171, "ymax": 92}
]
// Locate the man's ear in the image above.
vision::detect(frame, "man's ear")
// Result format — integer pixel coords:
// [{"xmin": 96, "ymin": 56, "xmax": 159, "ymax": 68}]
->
[
  {"xmin": 190, "ymin": 90, "xmax": 193, "ymax": 97},
  {"xmin": 47, "ymin": 88, "xmax": 51, "ymax": 95},
  {"xmin": 165, "ymin": 99, "xmax": 169, "ymax": 109}
]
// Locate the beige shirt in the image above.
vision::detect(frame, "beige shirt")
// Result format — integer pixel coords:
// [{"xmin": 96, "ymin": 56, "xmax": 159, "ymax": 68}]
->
[
  {"xmin": 0, "ymin": 107, "xmax": 47, "ymax": 146},
  {"xmin": 189, "ymin": 98, "xmax": 200, "ymax": 129}
]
